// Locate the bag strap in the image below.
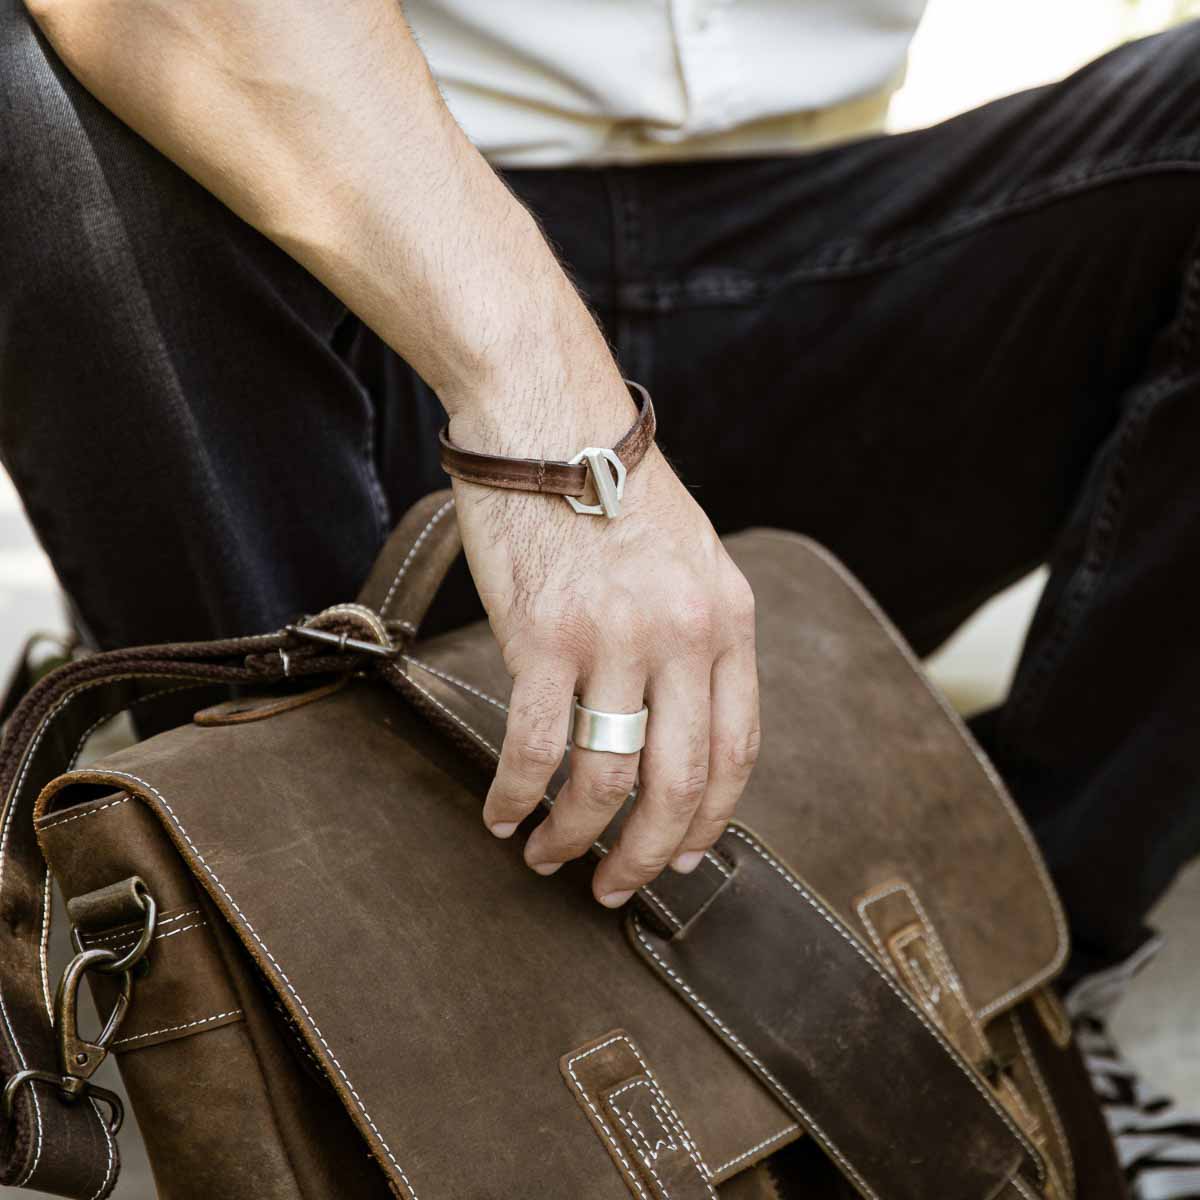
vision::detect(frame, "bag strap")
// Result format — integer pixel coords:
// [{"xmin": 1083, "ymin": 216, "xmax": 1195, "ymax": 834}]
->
[
  {"xmin": 0, "ymin": 637, "xmax": 298, "ymax": 1196},
  {"xmin": 0, "ymin": 494, "xmax": 466, "ymax": 1198}
]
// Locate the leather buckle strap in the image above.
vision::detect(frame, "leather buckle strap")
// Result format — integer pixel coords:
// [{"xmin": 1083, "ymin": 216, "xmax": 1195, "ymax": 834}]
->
[
  {"xmin": 438, "ymin": 380, "xmax": 656, "ymax": 518},
  {"xmin": 631, "ymin": 823, "xmax": 1047, "ymax": 1200}
]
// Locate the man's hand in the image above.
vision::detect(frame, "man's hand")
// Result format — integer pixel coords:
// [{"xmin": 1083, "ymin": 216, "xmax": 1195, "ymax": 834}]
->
[
  {"xmin": 453, "ymin": 390, "xmax": 760, "ymax": 906},
  {"xmin": 28, "ymin": 0, "xmax": 761, "ymax": 899}
]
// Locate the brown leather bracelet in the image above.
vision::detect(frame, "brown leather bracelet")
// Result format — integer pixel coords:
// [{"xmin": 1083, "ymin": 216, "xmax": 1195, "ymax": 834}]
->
[{"xmin": 438, "ymin": 380, "xmax": 655, "ymax": 518}]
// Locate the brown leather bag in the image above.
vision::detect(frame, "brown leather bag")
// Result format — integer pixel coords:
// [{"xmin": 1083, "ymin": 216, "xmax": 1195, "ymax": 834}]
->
[{"xmin": 0, "ymin": 491, "xmax": 1126, "ymax": 1200}]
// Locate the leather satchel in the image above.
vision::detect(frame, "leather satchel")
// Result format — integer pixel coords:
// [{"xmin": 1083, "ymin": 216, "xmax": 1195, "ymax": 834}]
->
[{"xmin": 0, "ymin": 490, "xmax": 1126, "ymax": 1200}]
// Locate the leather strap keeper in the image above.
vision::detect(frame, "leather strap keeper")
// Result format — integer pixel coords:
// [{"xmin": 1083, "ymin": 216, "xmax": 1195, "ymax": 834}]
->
[{"xmin": 438, "ymin": 380, "xmax": 656, "ymax": 506}]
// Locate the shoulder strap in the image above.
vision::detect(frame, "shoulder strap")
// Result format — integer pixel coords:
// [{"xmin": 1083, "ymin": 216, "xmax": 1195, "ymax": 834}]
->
[
  {"xmin": 0, "ymin": 638, "xmax": 294, "ymax": 1196},
  {"xmin": 0, "ymin": 492, "xmax": 467, "ymax": 1199}
]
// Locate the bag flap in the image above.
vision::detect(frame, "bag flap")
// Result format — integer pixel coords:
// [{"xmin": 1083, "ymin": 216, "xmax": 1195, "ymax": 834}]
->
[{"xmin": 40, "ymin": 685, "xmax": 797, "ymax": 1197}]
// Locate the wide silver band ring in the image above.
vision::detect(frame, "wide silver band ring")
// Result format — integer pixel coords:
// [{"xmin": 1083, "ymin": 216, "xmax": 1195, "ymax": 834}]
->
[{"xmin": 570, "ymin": 699, "xmax": 649, "ymax": 755}]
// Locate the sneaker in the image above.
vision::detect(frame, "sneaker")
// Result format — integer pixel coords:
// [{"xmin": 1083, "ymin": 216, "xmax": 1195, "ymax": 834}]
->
[{"xmin": 1066, "ymin": 937, "xmax": 1200, "ymax": 1200}]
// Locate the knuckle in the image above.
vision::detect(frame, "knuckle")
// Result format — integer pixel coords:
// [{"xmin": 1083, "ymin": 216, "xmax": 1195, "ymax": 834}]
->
[
  {"xmin": 531, "ymin": 604, "xmax": 598, "ymax": 661},
  {"xmin": 662, "ymin": 770, "xmax": 709, "ymax": 814},
  {"xmin": 689, "ymin": 812, "xmax": 732, "ymax": 846},
  {"xmin": 726, "ymin": 574, "xmax": 756, "ymax": 627},
  {"xmin": 671, "ymin": 596, "xmax": 716, "ymax": 646},
  {"xmin": 510, "ymin": 732, "xmax": 564, "ymax": 773},
  {"xmin": 579, "ymin": 764, "xmax": 638, "ymax": 810},
  {"xmin": 541, "ymin": 827, "xmax": 595, "ymax": 862},
  {"xmin": 622, "ymin": 846, "xmax": 674, "ymax": 883},
  {"xmin": 724, "ymin": 725, "xmax": 762, "ymax": 772}
]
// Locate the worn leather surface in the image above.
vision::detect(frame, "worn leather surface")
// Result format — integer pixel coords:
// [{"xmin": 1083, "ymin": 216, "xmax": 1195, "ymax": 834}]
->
[
  {"xmin": 39, "ymin": 689, "xmax": 792, "ymax": 1197},
  {"xmin": 439, "ymin": 381, "xmax": 655, "ymax": 497},
  {"xmin": 408, "ymin": 527, "xmax": 1067, "ymax": 1020},
  {"xmin": 4, "ymin": 490, "xmax": 1114, "ymax": 1199}
]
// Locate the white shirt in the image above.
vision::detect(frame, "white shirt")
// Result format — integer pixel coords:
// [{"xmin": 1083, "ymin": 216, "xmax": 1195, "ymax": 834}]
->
[{"xmin": 405, "ymin": 0, "xmax": 929, "ymax": 167}]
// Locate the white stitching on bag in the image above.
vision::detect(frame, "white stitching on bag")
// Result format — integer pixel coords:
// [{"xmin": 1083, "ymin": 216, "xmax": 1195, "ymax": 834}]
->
[
  {"xmin": 402, "ymin": 656, "xmax": 509, "ymax": 713},
  {"xmin": 606, "ymin": 1040, "xmax": 715, "ymax": 1196},
  {"xmin": 1012, "ymin": 1009, "xmax": 1075, "ymax": 1198},
  {"xmin": 113, "ymin": 1009, "xmax": 242, "ymax": 1048},
  {"xmin": 83, "ymin": 908, "xmax": 202, "ymax": 945},
  {"xmin": 380, "ymin": 498, "xmax": 456, "ymax": 619},
  {"xmin": 88, "ymin": 769, "xmax": 422, "ymax": 1200},
  {"xmin": 630, "ymin": 911, "xmax": 879, "ymax": 1200},
  {"xmin": 38, "ymin": 797, "xmax": 131, "ymax": 831},
  {"xmin": 565, "ymin": 1036, "xmax": 650, "ymax": 1200},
  {"xmin": 856, "ymin": 880, "xmax": 977, "ymax": 1024},
  {"xmin": 710, "ymin": 1124, "xmax": 797, "ymax": 1177},
  {"xmin": 91, "ymin": 920, "xmax": 208, "ymax": 956},
  {"xmin": 610, "ymin": 1083, "xmax": 674, "ymax": 1198},
  {"xmin": 87, "ymin": 1095, "xmax": 115, "ymax": 1200}
]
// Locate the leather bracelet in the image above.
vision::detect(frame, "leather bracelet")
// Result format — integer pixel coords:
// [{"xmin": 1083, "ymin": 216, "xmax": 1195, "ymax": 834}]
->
[{"xmin": 438, "ymin": 380, "xmax": 655, "ymax": 518}]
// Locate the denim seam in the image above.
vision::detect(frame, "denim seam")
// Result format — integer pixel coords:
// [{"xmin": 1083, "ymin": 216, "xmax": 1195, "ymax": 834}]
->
[
  {"xmin": 1000, "ymin": 236, "xmax": 1200, "ymax": 740},
  {"xmin": 358, "ymin": 383, "xmax": 392, "ymax": 545},
  {"xmin": 771, "ymin": 142, "xmax": 1200, "ymax": 284},
  {"xmin": 605, "ymin": 171, "xmax": 657, "ymax": 379},
  {"xmin": 585, "ymin": 148, "xmax": 1200, "ymax": 313}
]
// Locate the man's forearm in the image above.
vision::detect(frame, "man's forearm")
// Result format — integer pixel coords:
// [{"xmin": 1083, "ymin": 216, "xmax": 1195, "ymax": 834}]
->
[{"xmin": 27, "ymin": 0, "xmax": 631, "ymax": 447}]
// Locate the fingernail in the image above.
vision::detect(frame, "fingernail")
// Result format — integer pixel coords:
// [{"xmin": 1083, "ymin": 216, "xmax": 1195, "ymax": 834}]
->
[
  {"xmin": 599, "ymin": 890, "xmax": 634, "ymax": 908},
  {"xmin": 489, "ymin": 822, "xmax": 518, "ymax": 839},
  {"xmin": 671, "ymin": 850, "xmax": 704, "ymax": 875},
  {"xmin": 530, "ymin": 861, "xmax": 563, "ymax": 877}
]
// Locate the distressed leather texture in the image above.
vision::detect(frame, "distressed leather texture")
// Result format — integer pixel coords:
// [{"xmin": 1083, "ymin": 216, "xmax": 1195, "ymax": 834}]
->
[{"xmin": 0, "ymin": 490, "xmax": 1127, "ymax": 1199}]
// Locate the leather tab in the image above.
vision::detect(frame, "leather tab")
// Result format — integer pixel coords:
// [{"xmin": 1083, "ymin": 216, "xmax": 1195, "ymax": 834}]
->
[
  {"xmin": 66, "ymin": 877, "xmax": 145, "ymax": 933},
  {"xmin": 631, "ymin": 824, "xmax": 1045, "ymax": 1200},
  {"xmin": 356, "ymin": 491, "xmax": 460, "ymax": 636},
  {"xmin": 561, "ymin": 1031, "xmax": 715, "ymax": 1199}
]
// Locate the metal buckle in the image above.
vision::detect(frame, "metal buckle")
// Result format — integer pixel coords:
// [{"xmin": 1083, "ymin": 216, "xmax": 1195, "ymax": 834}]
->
[
  {"xmin": 55, "ymin": 949, "xmax": 133, "ymax": 1093},
  {"xmin": 285, "ymin": 625, "xmax": 399, "ymax": 659},
  {"xmin": 565, "ymin": 447, "xmax": 626, "ymax": 518}
]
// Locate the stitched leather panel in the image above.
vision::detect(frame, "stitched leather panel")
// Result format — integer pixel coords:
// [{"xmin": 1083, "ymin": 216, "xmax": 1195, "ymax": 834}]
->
[{"xmin": 40, "ymin": 685, "xmax": 793, "ymax": 1198}]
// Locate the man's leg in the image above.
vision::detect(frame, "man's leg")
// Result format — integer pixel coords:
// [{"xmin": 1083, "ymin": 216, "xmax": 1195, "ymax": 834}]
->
[
  {"xmin": 576, "ymin": 23, "xmax": 1200, "ymax": 976},
  {"xmin": 0, "ymin": 1, "xmax": 446, "ymax": 651}
]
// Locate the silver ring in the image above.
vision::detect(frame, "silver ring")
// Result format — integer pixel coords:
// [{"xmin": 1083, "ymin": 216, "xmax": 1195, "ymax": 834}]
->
[{"xmin": 570, "ymin": 698, "xmax": 649, "ymax": 755}]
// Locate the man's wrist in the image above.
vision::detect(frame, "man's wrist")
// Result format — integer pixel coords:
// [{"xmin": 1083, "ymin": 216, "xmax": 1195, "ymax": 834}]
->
[{"xmin": 441, "ymin": 356, "xmax": 636, "ymax": 462}]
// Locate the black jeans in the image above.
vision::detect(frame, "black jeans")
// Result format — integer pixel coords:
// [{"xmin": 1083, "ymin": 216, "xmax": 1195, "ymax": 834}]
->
[{"xmin": 4, "ymin": 2, "xmax": 1200, "ymax": 976}]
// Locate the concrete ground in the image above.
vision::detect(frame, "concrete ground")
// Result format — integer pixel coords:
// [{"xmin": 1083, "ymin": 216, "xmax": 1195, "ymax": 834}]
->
[{"xmin": 1, "ymin": 466, "xmax": 1196, "ymax": 1198}]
